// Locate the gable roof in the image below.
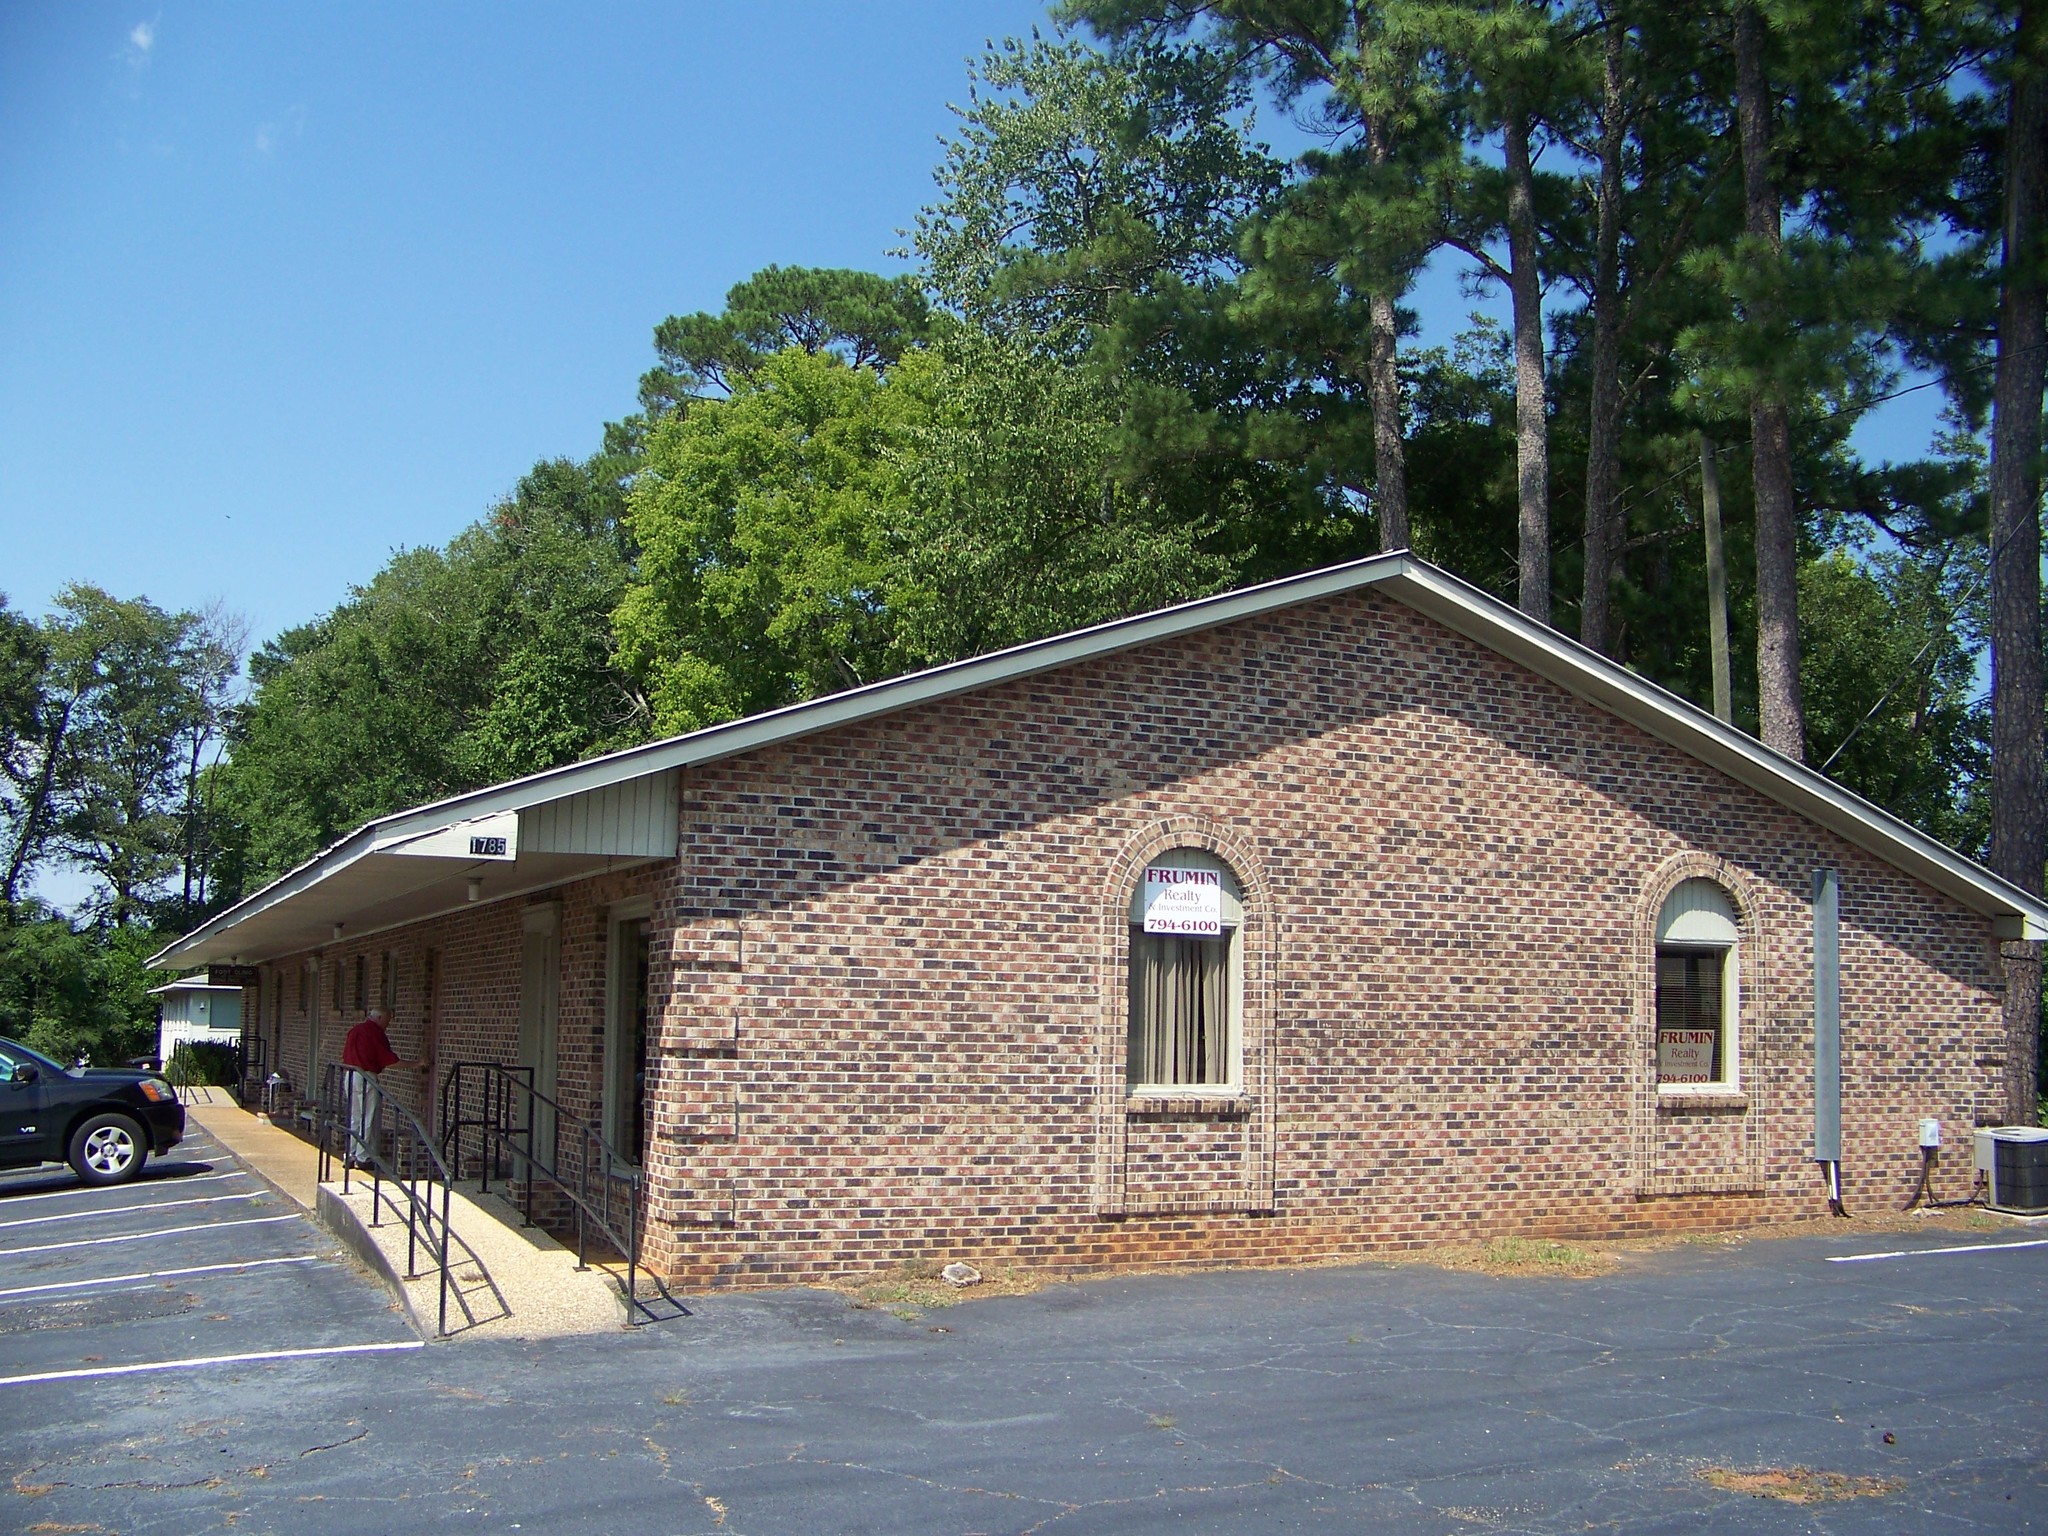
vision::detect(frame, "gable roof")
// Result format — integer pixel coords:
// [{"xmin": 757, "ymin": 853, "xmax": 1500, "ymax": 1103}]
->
[{"xmin": 153, "ymin": 551, "xmax": 2048, "ymax": 967}]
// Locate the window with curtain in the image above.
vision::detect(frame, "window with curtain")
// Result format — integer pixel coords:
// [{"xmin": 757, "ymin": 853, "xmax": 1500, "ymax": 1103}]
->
[
  {"xmin": 1654, "ymin": 878, "xmax": 1740, "ymax": 1089},
  {"xmin": 1127, "ymin": 850, "xmax": 1242, "ymax": 1090}
]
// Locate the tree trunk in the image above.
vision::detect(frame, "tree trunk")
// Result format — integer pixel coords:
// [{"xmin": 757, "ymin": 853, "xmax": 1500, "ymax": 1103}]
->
[
  {"xmin": 181, "ymin": 734, "xmax": 202, "ymax": 914},
  {"xmin": 1367, "ymin": 292, "xmax": 1410, "ymax": 550},
  {"xmin": 1700, "ymin": 435, "xmax": 1734, "ymax": 723},
  {"xmin": 1504, "ymin": 105, "xmax": 1551, "ymax": 621},
  {"xmin": 1580, "ymin": 19, "xmax": 1626, "ymax": 654},
  {"xmin": 1366, "ymin": 116, "xmax": 1411, "ymax": 553},
  {"xmin": 1733, "ymin": 2, "xmax": 1805, "ymax": 761},
  {"xmin": 1989, "ymin": 0, "xmax": 2047, "ymax": 1123},
  {"xmin": 2, "ymin": 696, "xmax": 73, "ymax": 906}
]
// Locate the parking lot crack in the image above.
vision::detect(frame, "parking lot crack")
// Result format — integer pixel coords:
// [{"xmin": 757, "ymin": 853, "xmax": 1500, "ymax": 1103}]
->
[{"xmin": 297, "ymin": 1428, "xmax": 367, "ymax": 1457}]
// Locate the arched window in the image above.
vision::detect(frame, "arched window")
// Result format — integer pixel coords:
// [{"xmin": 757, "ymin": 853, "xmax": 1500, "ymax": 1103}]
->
[
  {"xmin": 1655, "ymin": 878, "xmax": 1740, "ymax": 1090},
  {"xmin": 1127, "ymin": 850, "xmax": 1242, "ymax": 1090}
]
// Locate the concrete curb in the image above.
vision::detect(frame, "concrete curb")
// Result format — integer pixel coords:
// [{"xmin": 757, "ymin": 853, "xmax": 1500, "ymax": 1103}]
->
[{"xmin": 316, "ymin": 1183, "xmax": 429, "ymax": 1341}]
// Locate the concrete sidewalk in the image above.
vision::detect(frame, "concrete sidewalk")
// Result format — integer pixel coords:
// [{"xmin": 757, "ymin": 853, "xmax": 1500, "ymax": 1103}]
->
[{"xmin": 183, "ymin": 1090, "xmax": 322, "ymax": 1209}]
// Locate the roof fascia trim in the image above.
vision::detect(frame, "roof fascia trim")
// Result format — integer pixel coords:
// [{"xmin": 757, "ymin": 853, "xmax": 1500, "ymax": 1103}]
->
[
  {"xmin": 157, "ymin": 556, "xmax": 1410, "ymax": 965},
  {"xmin": 1385, "ymin": 562, "xmax": 2048, "ymax": 931},
  {"xmin": 148, "ymin": 830, "xmax": 382, "ymax": 967},
  {"xmin": 366, "ymin": 555, "xmax": 1412, "ymax": 836}
]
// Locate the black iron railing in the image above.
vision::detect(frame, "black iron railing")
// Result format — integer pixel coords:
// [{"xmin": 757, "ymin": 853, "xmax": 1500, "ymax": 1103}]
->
[
  {"xmin": 316, "ymin": 1063, "xmax": 496, "ymax": 1338},
  {"xmin": 236, "ymin": 1034, "xmax": 267, "ymax": 1109},
  {"xmin": 440, "ymin": 1060, "xmax": 677, "ymax": 1323}
]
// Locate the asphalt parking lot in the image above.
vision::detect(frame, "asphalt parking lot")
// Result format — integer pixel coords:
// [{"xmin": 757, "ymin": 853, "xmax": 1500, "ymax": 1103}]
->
[
  {"xmin": 0, "ymin": 1121, "xmax": 416, "ymax": 1388},
  {"xmin": 1, "ymin": 1138, "xmax": 2043, "ymax": 1535}
]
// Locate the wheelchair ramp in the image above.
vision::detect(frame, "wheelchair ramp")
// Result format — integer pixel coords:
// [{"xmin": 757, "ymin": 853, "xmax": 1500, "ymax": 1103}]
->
[{"xmin": 318, "ymin": 1176, "xmax": 628, "ymax": 1340}]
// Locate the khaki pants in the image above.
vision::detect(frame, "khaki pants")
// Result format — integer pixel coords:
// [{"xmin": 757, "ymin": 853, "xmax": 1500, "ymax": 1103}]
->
[{"xmin": 344, "ymin": 1069, "xmax": 382, "ymax": 1166}]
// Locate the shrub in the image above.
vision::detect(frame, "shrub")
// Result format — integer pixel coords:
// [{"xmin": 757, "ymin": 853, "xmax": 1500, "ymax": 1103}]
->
[{"xmin": 166, "ymin": 1038, "xmax": 241, "ymax": 1088}]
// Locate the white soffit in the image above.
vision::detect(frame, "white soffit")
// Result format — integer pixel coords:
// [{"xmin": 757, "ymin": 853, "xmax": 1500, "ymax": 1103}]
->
[
  {"xmin": 155, "ymin": 552, "xmax": 2048, "ymax": 967},
  {"xmin": 153, "ymin": 773, "xmax": 680, "ymax": 967},
  {"xmin": 383, "ymin": 810, "xmax": 520, "ymax": 861}
]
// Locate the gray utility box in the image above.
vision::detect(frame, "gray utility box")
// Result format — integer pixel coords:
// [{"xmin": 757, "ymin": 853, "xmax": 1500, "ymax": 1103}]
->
[{"xmin": 1973, "ymin": 1127, "xmax": 2048, "ymax": 1215}]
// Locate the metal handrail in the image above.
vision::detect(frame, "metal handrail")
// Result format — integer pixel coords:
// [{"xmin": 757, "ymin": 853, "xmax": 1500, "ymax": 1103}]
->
[
  {"xmin": 236, "ymin": 1034, "xmax": 268, "ymax": 1110},
  {"xmin": 440, "ymin": 1060, "xmax": 677, "ymax": 1323},
  {"xmin": 315, "ymin": 1062, "xmax": 494, "ymax": 1338}
]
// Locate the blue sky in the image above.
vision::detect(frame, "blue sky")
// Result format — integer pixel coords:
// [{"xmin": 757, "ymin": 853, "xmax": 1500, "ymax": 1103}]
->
[
  {"xmin": 1, "ymin": 2, "xmax": 1943, "ymax": 661},
  {"xmin": 0, "ymin": 2, "xmax": 1058, "ymax": 647}
]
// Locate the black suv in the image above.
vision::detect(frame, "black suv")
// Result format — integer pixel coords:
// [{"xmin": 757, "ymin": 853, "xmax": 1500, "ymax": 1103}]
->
[{"xmin": 0, "ymin": 1037, "xmax": 186, "ymax": 1186}]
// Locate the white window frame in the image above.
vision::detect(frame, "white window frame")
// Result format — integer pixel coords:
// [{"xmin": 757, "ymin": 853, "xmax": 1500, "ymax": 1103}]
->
[
  {"xmin": 1125, "ymin": 850, "xmax": 1245, "ymax": 1098},
  {"xmin": 1654, "ymin": 878, "xmax": 1742, "ymax": 1097}
]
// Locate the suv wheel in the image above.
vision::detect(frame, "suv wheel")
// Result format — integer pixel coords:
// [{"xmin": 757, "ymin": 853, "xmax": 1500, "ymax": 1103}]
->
[{"xmin": 69, "ymin": 1113, "xmax": 146, "ymax": 1186}]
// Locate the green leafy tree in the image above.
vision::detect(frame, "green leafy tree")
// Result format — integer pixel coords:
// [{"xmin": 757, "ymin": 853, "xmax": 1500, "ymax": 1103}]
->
[
  {"xmin": 1799, "ymin": 548, "xmax": 1989, "ymax": 852},
  {"xmin": 889, "ymin": 333, "xmax": 1235, "ymax": 662},
  {"xmin": 219, "ymin": 547, "xmax": 494, "ymax": 879},
  {"xmin": 0, "ymin": 597, "xmax": 49, "ymax": 902},
  {"xmin": 217, "ymin": 452, "xmax": 643, "ymax": 885},
  {"xmin": 617, "ymin": 317, "xmax": 1244, "ymax": 732},
  {"xmin": 1433, "ymin": 0, "xmax": 1575, "ymax": 620},
  {"xmin": 914, "ymin": 28, "xmax": 1373, "ymax": 581},
  {"xmin": 1671, "ymin": 2, "xmax": 1993, "ymax": 759},
  {"xmin": 617, "ymin": 347, "xmax": 906, "ymax": 732},
  {"xmin": 10, "ymin": 588, "xmax": 205, "ymax": 929},
  {"xmin": 917, "ymin": 32, "xmax": 1278, "ymax": 351},
  {"xmin": 0, "ymin": 902, "xmax": 165, "ymax": 1065},
  {"xmin": 169, "ymin": 605, "xmax": 246, "ymax": 923},
  {"xmin": 451, "ymin": 455, "xmax": 646, "ymax": 781},
  {"xmin": 1074, "ymin": 0, "xmax": 1469, "ymax": 551},
  {"xmin": 638, "ymin": 265, "xmax": 931, "ymax": 418}
]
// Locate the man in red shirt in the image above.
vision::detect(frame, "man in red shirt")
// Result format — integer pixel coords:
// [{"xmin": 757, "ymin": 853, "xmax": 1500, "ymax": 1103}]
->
[{"xmin": 340, "ymin": 1006, "xmax": 424, "ymax": 1167}]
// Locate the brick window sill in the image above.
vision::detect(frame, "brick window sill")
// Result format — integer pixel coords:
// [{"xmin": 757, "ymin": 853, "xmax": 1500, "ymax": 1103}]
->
[
  {"xmin": 1656, "ymin": 1087, "xmax": 1749, "ymax": 1112},
  {"xmin": 1125, "ymin": 1092, "xmax": 1251, "ymax": 1120}
]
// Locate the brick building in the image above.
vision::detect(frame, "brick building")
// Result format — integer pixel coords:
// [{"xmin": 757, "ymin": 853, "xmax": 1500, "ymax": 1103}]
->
[{"xmin": 156, "ymin": 554, "xmax": 2048, "ymax": 1287}]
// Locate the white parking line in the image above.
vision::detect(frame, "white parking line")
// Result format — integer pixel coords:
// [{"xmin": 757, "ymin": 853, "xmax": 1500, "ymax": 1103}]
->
[
  {"xmin": 0, "ymin": 1214, "xmax": 299, "ymax": 1257},
  {"xmin": 0, "ymin": 1192, "xmax": 267, "ymax": 1231},
  {"xmin": 0, "ymin": 1254, "xmax": 323, "ymax": 1300},
  {"xmin": 0, "ymin": 1170, "xmax": 248, "ymax": 1205},
  {"xmin": 0, "ymin": 1340, "xmax": 424, "ymax": 1387},
  {"xmin": 1824, "ymin": 1237, "xmax": 2048, "ymax": 1264}
]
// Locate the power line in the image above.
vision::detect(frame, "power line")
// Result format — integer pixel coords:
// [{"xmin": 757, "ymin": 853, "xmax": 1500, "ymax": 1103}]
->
[{"xmin": 1529, "ymin": 334, "xmax": 2048, "ymax": 584}]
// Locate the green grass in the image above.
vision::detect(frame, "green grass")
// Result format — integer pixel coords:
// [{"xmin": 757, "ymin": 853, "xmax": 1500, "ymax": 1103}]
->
[{"xmin": 1477, "ymin": 1236, "xmax": 1602, "ymax": 1274}]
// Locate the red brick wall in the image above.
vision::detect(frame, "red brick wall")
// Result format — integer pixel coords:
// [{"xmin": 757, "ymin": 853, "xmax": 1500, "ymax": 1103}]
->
[{"xmin": 259, "ymin": 588, "xmax": 2006, "ymax": 1288}]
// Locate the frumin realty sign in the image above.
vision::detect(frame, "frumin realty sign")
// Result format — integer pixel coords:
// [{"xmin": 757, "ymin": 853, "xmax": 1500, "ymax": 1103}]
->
[{"xmin": 1142, "ymin": 866, "xmax": 1223, "ymax": 936}]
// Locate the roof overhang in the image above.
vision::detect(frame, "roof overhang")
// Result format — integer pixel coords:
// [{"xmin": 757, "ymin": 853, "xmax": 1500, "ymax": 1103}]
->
[
  {"xmin": 154, "ymin": 772, "xmax": 680, "ymax": 968},
  {"xmin": 155, "ymin": 551, "xmax": 2048, "ymax": 968}
]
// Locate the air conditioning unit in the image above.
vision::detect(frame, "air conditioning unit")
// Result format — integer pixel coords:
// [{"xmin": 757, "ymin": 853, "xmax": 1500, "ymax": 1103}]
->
[{"xmin": 1973, "ymin": 1127, "xmax": 2048, "ymax": 1215}]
